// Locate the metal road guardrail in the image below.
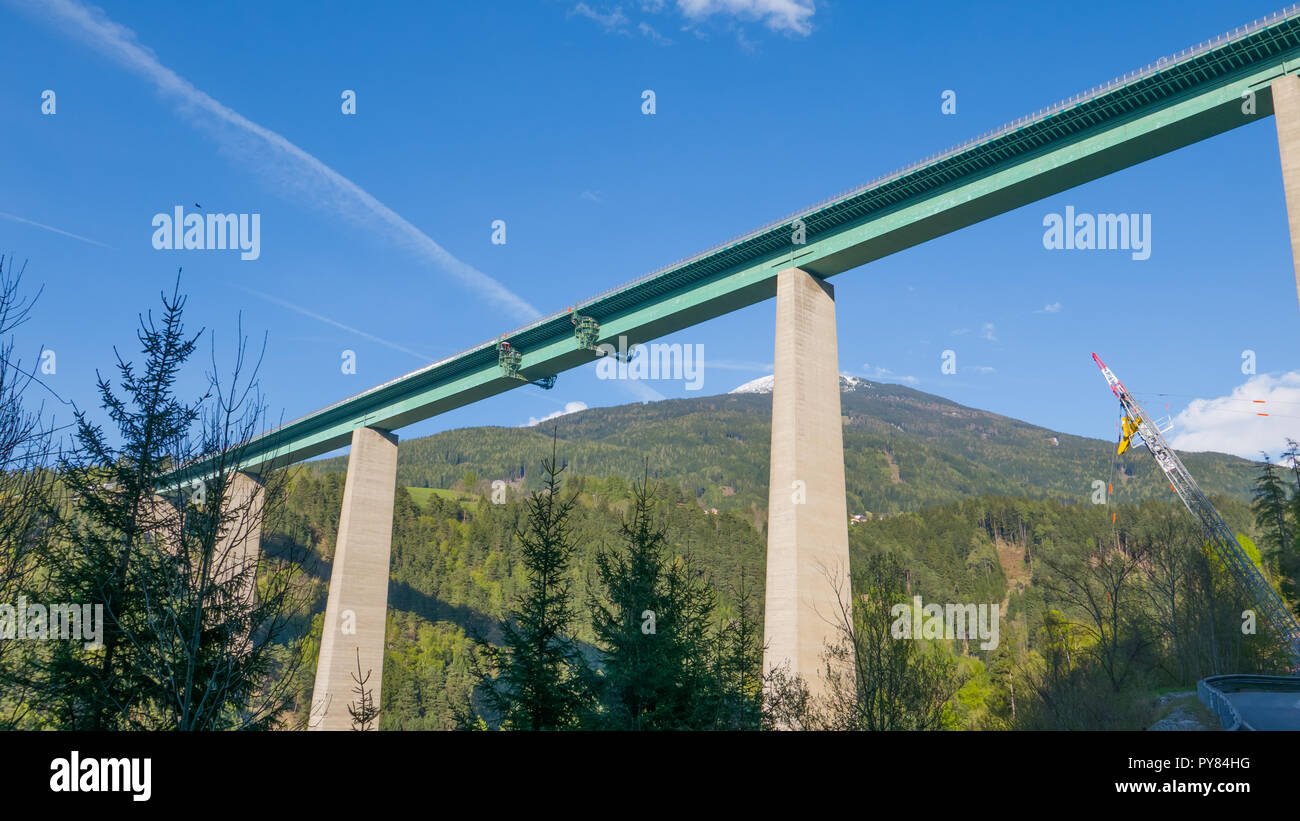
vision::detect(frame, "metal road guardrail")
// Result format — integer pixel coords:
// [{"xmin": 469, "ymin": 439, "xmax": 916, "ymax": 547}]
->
[
  {"xmin": 1198, "ymin": 676, "xmax": 1247, "ymax": 730},
  {"xmin": 1198, "ymin": 674, "xmax": 1300, "ymax": 730}
]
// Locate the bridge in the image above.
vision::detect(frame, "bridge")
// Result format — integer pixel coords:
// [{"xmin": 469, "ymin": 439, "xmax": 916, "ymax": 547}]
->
[{"xmin": 169, "ymin": 6, "xmax": 1300, "ymax": 728}]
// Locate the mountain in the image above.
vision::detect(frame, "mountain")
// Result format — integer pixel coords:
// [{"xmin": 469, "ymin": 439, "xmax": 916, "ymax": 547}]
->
[
  {"xmin": 728, "ymin": 373, "xmax": 870, "ymax": 395},
  {"xmin": 729, "ymin": 374, "xmax": 775, "ymax": 394},
  {"xmin": 308, "ymin": 378, "xmax": 1261, "ymax": 515}
]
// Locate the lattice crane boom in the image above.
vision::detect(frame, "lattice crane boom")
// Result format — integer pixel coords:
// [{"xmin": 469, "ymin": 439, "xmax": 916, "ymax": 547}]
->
[{"xmin": 1092, "ymin": 353, "xmax": 1300, "ymax": 671}]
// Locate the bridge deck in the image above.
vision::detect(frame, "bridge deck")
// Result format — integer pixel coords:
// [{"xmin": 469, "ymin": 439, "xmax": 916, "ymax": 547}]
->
[{"xmin": 171, "ymin": 4, "xmax": 1300, "ymax": 483}]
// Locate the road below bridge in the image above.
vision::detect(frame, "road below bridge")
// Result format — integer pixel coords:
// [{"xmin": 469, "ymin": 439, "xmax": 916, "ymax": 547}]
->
[{"xmin": 1199, "ymin": 675, "xmax": 1300, "ymax": 730}]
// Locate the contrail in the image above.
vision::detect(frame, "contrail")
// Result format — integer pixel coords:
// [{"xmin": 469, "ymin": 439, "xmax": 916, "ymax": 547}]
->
[
  {"xmin": 18, "ymin": 0, "xmax": 541, "ymax": 322},
  {"xmin": 622, "ymin": 379, "xmax": 665, "ymax": 402},
  {"xmin": 0, "ymin": 211, "xmax": 114, "ymax": 249},
  {"xmin": 236, "ymin": 285, "xmax": 437, "ymax": 362}
]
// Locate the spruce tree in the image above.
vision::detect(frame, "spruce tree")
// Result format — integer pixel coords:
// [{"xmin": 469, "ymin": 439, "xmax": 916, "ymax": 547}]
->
[
  {"xmin": 588, "ymin": 471, "xmax": 721, "ymax": 729},
  {"xmin": 1252, "ymin": 454, "xmax": 1290, "ymax": 559},
  {"xmin": 46, "ymin": 277, "xmax": 308, "ymax": 730},
  {"xmin": 52, "ymin": 279, "xmax": 204, "ymax": 728},
  {"xmin": 1276, "ymin": 440, "xmax": 1300, "ymax": 602},
  {"xmin": 711, "ymin": 572, "xmax": 764, "ymax": 729},
  {"xmin": 474, "ymin": 437, "xmax": 590, "ymax": 729}
]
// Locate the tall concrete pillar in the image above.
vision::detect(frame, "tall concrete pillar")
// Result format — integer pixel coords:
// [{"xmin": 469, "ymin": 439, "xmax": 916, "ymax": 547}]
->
[
  {"xmin": 1272, "ymin": 73, "xmax": 1300, "ymax": 314},
  {"xmin": 215, "ymin": 471, "xmax": 263, "ymax": 601},
  {"xmin": 145, "ymin": 471, "xmax": 262, "ymax": 586},
  {"xmin": 309, "ymin": 426, "xmax": 399, "ymax": 730},
  {"xmin": 763, "ymin": 267, "xmax": 853, "ymax": 702}
]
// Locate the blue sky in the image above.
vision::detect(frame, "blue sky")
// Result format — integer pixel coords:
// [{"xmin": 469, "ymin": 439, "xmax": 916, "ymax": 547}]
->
[{"xmin": 4, "ymin": 0, "xmax": 1300, "ymax": 462}]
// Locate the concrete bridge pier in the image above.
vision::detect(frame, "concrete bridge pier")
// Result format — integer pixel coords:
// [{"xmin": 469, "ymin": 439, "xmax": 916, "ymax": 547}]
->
[
  {"xmin": 763, "ymin": 267, "xmax": 853, "ymax": 703},
  {"xmin": 309, "ymin": 426, "xmax": 399, "ymax": 730},
  {"xmin": 146, "ymin": 471, "xmax": 263, "ymax": 579},
  {"xmin": 1272, "ymin": 73, "xmax": 1300, "ymax": 314},
  {"xmin": 214, "ymin": 471, "xmax": 263, "ymax": 599}
]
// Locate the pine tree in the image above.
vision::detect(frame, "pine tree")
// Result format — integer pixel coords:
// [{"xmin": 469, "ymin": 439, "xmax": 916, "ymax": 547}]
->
[
  {"xmin": 588, "ymin": 470, "xmax": 721, "ymax": 729},
  {"xmin": 473, "ymin": 437, "xmax": 590, "ymax": 729},
  {"xmin": 1277, "ymin": 439, "xmax": 1300, "ymax": 603},
  {"xmin": 710, "ymin": 572, "xmax": 764, "ymax": 729},
  {"xmin": 1282, "ymin": 439, "xmax": 1300, "ymax": 498},
  {"xmin": 347, "ymin": 648, "xmax": 381, "ymax": 731},
  {"xmin": 51, "ymin": 278, "xmax": 204, "ymax": 729},
  {"xmin": 1252, "ymin": 454, "xmax": 1290, "ymax": 558},
  {"xmin": 45, "ymin": 276, "xmax": 308, "ymax": 730}
]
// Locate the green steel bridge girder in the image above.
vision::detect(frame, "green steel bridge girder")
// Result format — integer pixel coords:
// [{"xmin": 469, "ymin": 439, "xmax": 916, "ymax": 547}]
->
[{"xmin": 167, "ymin": 48, "xmax": 1300, "ymax": 486}]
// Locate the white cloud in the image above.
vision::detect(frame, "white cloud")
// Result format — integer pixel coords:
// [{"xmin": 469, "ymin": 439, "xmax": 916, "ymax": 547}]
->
[
  {"xmin": 1036, "ymin": 302, "xmax": 1061, "ymax": 313},
  {"xmin": 638, "ymin": 21, "xmax": 673, "ymax": 44},
  {"xmin": 676, "ymin": 0, "xmax": 815, "ymax": 36},
  {"xmin": 580, "ymin": 190, "xmax": 603, "ymax": 202},
  {"xmin": 569, "ymin": 3, "xmax": 629, "ymax": 31},
  {"xmin": 571, "ymin": 0, "xmax": 814, "ymax": 43},
  {"xmin": 1167, "ymin": 371, "xmax": 1300, "ymax": 459},
  {"xmin": 28, "ymin": 0, "xmax": 539, "ymax": 322},
  {"xmin": 970, "ymin": 365, "xmax": 996, "ymax": 374},
  {"xmin": 861, "ymin": 363, "xmax": 919, "ymax": 386},
  {"xmin": 980, "ymin": 322, "xmax": 997, "ymax": 341},
  {"xmin": 526, "ymin": 400, "xmax": 589, "ymax": 427}
]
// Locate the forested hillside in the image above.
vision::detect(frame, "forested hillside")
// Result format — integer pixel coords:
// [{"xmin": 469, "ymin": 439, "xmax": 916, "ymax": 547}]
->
[
  {"xmin": 275, "ymin": 470, "xmax": 767, "ymax": 729},
  {"xmin": 272, "ymin": 467, "xmax": 1289, "ymax": 730},
  {"xmin": 270, "ymin": 381, "xmax": 1293, "ymax": 730},
  {"xmin": 310, "ymin": 378, "xmax": 1260, "ymax": 515}
]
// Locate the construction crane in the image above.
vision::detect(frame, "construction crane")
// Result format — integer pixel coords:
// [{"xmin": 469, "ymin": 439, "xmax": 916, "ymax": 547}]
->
[{"xmin": 1091, "ymin": 353, "xmax": 1300, "ymax": 672}]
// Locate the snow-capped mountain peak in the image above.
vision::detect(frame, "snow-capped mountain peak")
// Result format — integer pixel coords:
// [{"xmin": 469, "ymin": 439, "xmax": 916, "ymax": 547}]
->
[{"xmin": 729, "ymin": 374, "xmax": 870, "ymax": 395}]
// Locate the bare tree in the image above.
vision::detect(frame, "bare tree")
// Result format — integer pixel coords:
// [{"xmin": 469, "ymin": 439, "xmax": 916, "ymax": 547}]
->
[
  {"xmin": 817, "ymin": 553, "xmax": 964, "ymax": 731},
  {"xmin": 1137, "ymin": 503, "xmax": 1200, "ymax": 683},
  {"xmin": 1038, "ymin": 524, "xmax": 1150, "ymax": 693},
  {"xmin": 0, "ymin": 256, "xmax": 65, "ymax": 730},
  {"xmin": 758, "ymin": 661, "xmax": 818, "ymax": 730}
]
